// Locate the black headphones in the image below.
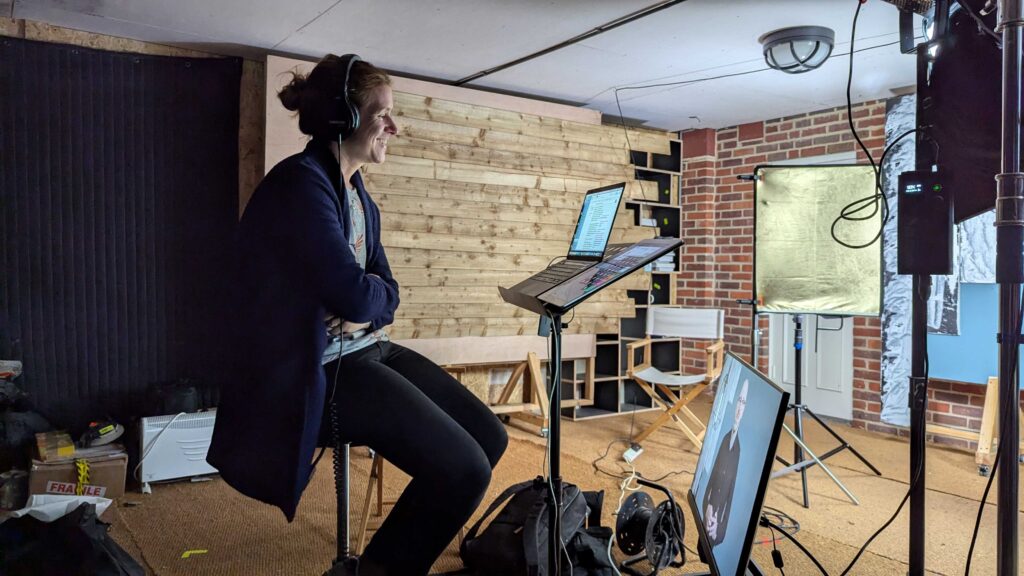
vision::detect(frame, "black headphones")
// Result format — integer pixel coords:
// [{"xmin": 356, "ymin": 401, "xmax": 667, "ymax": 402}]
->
[{"xmin": 329, "ymin": 53, "xmax": 362, "ymax": 139}]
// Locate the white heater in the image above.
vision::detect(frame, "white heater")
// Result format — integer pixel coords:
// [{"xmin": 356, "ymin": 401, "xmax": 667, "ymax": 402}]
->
[{"xmin": 139, "ymin": 409, "xmax": 218, "ymax": 491}]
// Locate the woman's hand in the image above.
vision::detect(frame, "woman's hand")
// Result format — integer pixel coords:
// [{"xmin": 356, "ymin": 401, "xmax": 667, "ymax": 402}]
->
[
  {"xmin": 342, "ymin": 320, "xmax": 371, "ymax": 333},
  {"xmin": 326, "ymin": 315, "xmax": 343, "ymax": 337},
  {"xmin": 324, "ymin": 275, "xmax": 380, "ymax": 336}
]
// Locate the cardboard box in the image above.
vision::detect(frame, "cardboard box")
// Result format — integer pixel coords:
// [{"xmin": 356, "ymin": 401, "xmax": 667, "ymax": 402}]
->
[
  {"xmin": 34, "ymin": 431, "xmax": 75, "ymax": 461},
  {"xmin": 29, "ymin": 445, "xmax": 128, "ymax": 499}
]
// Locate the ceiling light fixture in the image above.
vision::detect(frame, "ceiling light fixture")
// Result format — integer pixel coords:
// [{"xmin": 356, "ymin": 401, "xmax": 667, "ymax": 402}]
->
[{"xmin": 759, "ymin": 26, "xmax": 836, "ymax": 74}]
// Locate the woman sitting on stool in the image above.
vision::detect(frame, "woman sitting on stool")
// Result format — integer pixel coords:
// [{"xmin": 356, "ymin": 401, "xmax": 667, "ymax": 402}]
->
[{"xmin": 208, "ymin": 54, "xmax": 508, "ymax": 576}]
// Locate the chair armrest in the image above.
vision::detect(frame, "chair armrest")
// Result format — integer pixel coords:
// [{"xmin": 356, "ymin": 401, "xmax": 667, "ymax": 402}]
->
[
  {"xmin": 625, "ymin": 338, "xmax": 653, "ymax": 376},
  {"xmin": 705, "ymin": 340, "xmax": 726, "ymax": 382}
]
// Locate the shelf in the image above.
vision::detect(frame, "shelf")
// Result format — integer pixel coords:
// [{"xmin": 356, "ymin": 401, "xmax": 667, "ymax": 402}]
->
[
  {"xmin": 580, "ymin": 139, "xmax": 680, "ymax": 422},
  {"xmin": 633, "ymin": 166, "xmax": 679, "ymax": 176},
  {"xmin": 573, "ymin": 406, "xmax": 626, "ymax": 420},
  {"xmin": 625, "ymin": 199, "xmax": 678, "ymax": 209},
  {"xmin": 620, "ymin": 403, "xmax": 660, "ymax": 414}
]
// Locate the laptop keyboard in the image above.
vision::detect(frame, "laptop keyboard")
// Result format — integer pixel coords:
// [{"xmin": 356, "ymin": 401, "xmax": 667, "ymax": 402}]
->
[{"xmin": 532, "ymin": 260, "xmax": 591, "ymax": 284}]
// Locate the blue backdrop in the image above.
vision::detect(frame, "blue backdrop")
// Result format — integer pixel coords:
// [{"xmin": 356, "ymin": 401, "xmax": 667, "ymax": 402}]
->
[{"xmin": 927, "ymin": 283, "xmax": 1008, "ymax": 386}]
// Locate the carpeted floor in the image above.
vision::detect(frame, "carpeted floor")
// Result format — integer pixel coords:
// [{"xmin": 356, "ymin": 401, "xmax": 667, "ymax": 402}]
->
[{"xmin": 105, "ymin": 396, "xmax": 1022, "ymax": 575}]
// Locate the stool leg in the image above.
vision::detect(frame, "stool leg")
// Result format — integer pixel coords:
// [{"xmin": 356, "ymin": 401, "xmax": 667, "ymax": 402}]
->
[
  {"xmin": 336, "ymin": 443, "xmax": 351, "ymax": 560},
  {"xmin": 357, "ymin": 453, "xmax": 382, "ymax": 554},
  {"xmin": 376, "ymin": 456, "xmax": 384, "ymax": 515}
]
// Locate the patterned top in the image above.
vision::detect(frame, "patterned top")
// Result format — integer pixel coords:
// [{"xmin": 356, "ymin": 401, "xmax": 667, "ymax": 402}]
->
[
  {"xmin": 346, "ymin": 184, "xmax": 367, "ymax": 267},
  {"xmin": 333, "ymin": 184, "xmax": 389, "ymax": 357}
]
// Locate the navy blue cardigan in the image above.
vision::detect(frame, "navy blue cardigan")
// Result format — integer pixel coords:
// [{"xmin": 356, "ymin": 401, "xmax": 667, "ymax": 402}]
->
[{"xmin": 208, "ymin": 139, "xmax": 400, "ymax": 521}]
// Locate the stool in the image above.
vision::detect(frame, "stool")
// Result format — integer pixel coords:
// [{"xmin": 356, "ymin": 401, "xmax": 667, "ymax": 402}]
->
[
  {"xmin": 334, "ymin": 443, "xmax": 467, "ymax": 561},
  {"xmin": 334, "ymin": 443, "xmax": 389, "ymax": 559},
  {"xmin": 356, "ymin": 450, "xmax": 397, "ymax": 554}
]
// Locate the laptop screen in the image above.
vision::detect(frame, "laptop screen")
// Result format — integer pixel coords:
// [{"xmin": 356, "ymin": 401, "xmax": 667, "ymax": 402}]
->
[
  {"xmin": 567, "ymin": 184, "xmax": 624, "ymax": 260},
  {"xmin": 539, "ymin": 238, "xmax": 681, "ymax": 311}
]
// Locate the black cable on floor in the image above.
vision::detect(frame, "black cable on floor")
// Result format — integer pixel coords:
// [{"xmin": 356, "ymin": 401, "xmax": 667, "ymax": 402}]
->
[
  {"xmin": 766, "ymin": 522, "xmax": 787, "ymax": 576},
  {"xmin": 760, "ymin": 516, "xmax": 829, "ymax": 576}
]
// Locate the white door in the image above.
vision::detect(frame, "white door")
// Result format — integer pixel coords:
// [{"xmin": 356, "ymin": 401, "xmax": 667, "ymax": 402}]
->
[{"xmin": 767, "ymin": 314, "xmax": 854, "ymax": 421}]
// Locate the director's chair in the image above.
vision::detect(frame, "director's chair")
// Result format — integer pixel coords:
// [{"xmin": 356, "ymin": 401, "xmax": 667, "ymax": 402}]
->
[{"xmin": 626, "ymin": 307, "xmax": 725, "ymax": 450}]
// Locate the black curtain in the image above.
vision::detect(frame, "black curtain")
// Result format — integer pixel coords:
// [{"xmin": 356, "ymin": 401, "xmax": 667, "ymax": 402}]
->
[{"xmin": 0, "ymin": 37, "xmax": 240, "ymax": 429}]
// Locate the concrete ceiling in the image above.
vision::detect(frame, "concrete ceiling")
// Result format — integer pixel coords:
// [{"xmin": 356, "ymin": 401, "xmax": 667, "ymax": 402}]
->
[{"xmin": 10, "ymin": 0, "xmax": 924, "ymax": 131}]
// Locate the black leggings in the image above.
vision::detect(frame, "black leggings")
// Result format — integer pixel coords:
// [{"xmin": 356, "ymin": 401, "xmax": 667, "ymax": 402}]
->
[{"xmin": 325, "ymin": 341, "xmax": 508, "ymax": 576}]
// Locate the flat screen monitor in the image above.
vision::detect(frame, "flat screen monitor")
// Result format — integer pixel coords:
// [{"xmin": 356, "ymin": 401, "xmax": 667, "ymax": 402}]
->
[{"xmin": 688, "ymin": 353, "xmax": 789, "ymax": 576}]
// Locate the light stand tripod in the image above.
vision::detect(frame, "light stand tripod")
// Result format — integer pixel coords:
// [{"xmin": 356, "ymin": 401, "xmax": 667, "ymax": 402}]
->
[{"xmin": 770, "ymin": 314, "xmax": 882, "ymax": 507}]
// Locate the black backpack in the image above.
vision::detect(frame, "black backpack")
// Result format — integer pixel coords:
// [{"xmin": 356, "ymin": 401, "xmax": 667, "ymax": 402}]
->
[
  {"xmin": 460, "ymin": 476, "xmax": 615, "ymax": 576},
  {"xmin": 0, "ymin": 502, "xmax": 144, "ymax": 576}
]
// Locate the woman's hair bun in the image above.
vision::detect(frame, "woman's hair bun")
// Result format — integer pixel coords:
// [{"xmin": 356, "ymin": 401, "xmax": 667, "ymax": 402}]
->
[{"xmin": 278, "ymin": 73, "xmax": 308, "ymax": 112}]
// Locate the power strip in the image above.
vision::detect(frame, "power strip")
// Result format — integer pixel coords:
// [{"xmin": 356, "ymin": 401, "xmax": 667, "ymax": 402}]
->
[{"xmin": 623, "ymin": 444, "xmax": 644, "ymax": 464}]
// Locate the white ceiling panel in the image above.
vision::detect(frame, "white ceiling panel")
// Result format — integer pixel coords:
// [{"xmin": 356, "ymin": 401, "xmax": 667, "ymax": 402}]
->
[
  {"xmin": 14, "ymin": 0, "xmax": 341, "ymax": 49},
  {"xmin": 476, "ymin": 0, "xmax": 920, "ymax": 129},
  {"xmin": 590, "ymin": 41, "xmax": 916, "ymax": 130},
  {"xmin": 273, "ymin": 0, "xmax": 657, "ymax": 81},
  {"xmin": 615, "ymin": 61, "xmax": 903, "ymax": 129},
  {"xmin": 9, "ymin": 0, "xmax": 926, "ymax": 130}
]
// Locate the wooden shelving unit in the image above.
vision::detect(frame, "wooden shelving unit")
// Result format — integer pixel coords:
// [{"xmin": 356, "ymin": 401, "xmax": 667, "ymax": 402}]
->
[{"xmin": 566, "ymin": 139, "xmax": 684, "ymax": 420}]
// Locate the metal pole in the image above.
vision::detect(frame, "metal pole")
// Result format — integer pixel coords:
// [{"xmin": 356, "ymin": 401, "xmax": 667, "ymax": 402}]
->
[
  {"xmin": 907, "ymin": 7, "xmax": 945, "ymax": 565},
  {"xmin": 339, "ymin": 443, "xmax": 350, "ymax": 559},
  {"xmin": 792, "ymin": 314, "xmax": 809, "ymax": 508},
  {"xmin": 774, "ymin": 422, "xmax": 860, "ymax": 505},
  {"xmin": 547, "ymin": 313, "xmax": 564, "ymax": 576},
  {"xmin": 908, "ymin": 274, "xmax": 930, "ymax": 576},
  {"xmin": 996, "ymin": 2, "xmax": 1023, "ymax": 574}
]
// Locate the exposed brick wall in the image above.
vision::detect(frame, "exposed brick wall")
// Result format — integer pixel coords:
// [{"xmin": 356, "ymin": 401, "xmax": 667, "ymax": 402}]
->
[
  {"xmin": 677, "ymin": 101, "xmax": 1023, "ymax": 453},
  {"xmin": 677, "ymin": 128, "xmax": 719, "ymax": 377},
  {"xmin": 856, "ymin": 379, "xmax": 1024, "ymax": 453},
  {"xmin": 851, "ymin": 316, "xmax": 883, "ymax": 427},
  {"xmin": 679, "ymin": 101, "xmax": 888, "ymax": 430}
]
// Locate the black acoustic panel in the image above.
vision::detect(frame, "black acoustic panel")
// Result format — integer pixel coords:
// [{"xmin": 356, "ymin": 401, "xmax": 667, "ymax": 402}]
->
[
  {"xmin": 0, "ymin": 37, "xmax": 240, "ymax": 429},
  {"xmin": 921, "ymin": 2, "xmax": 1002, "ymax": 223}
]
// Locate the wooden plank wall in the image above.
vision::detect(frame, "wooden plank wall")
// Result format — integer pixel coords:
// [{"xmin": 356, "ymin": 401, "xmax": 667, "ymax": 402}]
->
[{"xmin": 265, "ymin": 55, "xmax": 671, "ymax": 340}]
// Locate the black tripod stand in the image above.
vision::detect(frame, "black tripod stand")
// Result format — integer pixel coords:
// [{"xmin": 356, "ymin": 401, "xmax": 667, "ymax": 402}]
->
[{"xmin": 770, "ymin": 314, "xmax": 882, "ymax": 507}]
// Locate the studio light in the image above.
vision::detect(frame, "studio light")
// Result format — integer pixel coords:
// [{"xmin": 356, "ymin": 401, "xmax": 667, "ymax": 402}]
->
[{"xmin": 759, "ymin": 26, "xmax": 835, "ymax": 74}]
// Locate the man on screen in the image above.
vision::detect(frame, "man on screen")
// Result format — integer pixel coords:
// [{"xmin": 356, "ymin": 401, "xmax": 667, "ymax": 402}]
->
[{"xmin": 703, "ymin": 379, "xmax": 748, "ymax": 547}]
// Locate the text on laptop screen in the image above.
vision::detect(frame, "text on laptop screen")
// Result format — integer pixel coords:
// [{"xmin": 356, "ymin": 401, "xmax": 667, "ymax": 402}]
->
[{"xmin": 568, "ymin": 186, "xmax": 624, "ymax": 258}]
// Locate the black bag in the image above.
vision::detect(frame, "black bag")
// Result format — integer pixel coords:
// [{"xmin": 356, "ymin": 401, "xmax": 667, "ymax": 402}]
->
[
  {"xmin": 0, "ymin": 502, "xmax": 144, "ymax": 575},
  {"xmin": 460, "ymin": 476, "xmax": 615, "ymax": 576},
  {"xmin": 566, "ymin": 526, "xmax": 616, "ymax": 576}
]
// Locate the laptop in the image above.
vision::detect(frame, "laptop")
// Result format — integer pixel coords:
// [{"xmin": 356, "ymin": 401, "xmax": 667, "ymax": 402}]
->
[
  {"xmin": 507, "ymin": 182, "xmax": 625, "ymax": 298},
  {"xmin": 499, "ymin": 236, "xmax": 682, "ymax": 316}
]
